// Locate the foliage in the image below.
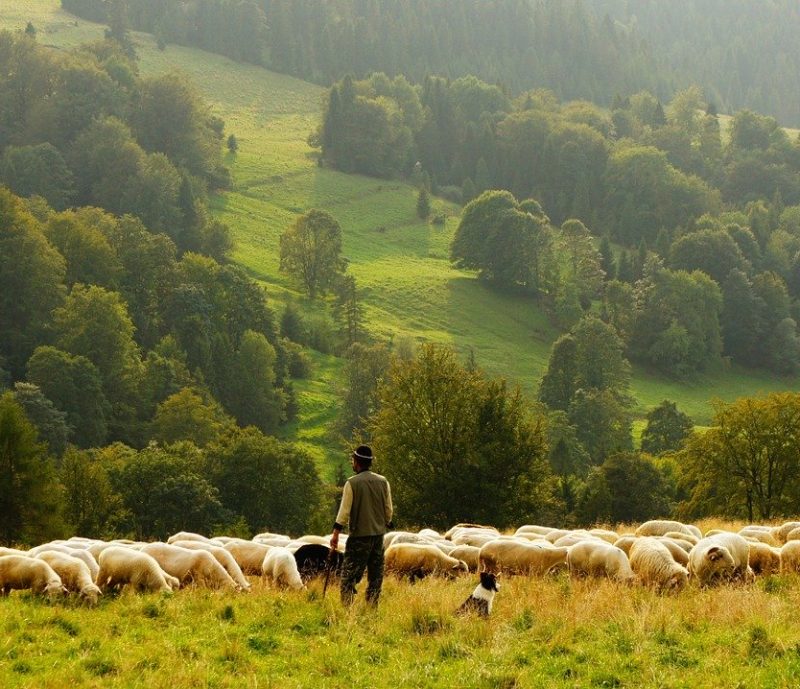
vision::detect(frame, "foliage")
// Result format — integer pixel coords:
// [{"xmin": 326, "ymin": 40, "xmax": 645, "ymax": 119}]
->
[
  {"xmin": 12, "ymin": 382, "xmax": 70, "ymax": 457},
  {"xmin": 151, "ymin": 387, "xmax": 235, "ymax": 448},
  {"xmin": 0, "ymin": 392, "xmax": 63, "ymax": 545},
  {"xmin": 369, "ymin": 345, "xmax": 552, "ymax": 528},
  {"xmin": 640, "ymin": 400, "xmax": 694, "ymax": 456},
  {"xmin": 679, "ymin": 393, "xmax": 800, "ymax": 521},
  {"xmin": 279, "ymin": 209, "xmax": 346, "ymax": 298}
]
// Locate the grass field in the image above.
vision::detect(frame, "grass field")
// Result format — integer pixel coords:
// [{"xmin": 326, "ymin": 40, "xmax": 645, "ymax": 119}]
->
[
  {"xmin": 3, "ymin": 2, "xmax": 800, "ymax": 470},
  {"xmin": 4, "ymin": 519, "xmax": 800, "ymax": 689}
]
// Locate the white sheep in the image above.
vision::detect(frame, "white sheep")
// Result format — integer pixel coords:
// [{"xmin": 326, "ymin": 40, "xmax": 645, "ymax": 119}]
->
[
  {"xmin": 635, "ymin": 520, "xmax": 700, "ymax": 540},
  {"xmin": 774, "ymin": 521, "xmax": 800, "ymax": 544},
  {"xmin": 223, "ymin": 541, "xmax": 273, "ymax": 575},
  {"xmin": 167, "ymin": 531, "xmax": 218, "ymax": 545},
  {"xmin": 170, "ymin": 540, "xmax": 251, "ymax": 590},
  {"xmin": 514, "ymin": 525, "xmax": 556, "ymax": 538},
  {"xmin": 0, "ymin": 555, "xmax": 67, "ymax": 599},
  {"xmin": 655, "ymin": 538, "xmax": 690, "ymax": 566},
  {"xmin": 688, "ymin": 533, "xmax": 751, "ymax": 585},
  {"xmin": 450, "ymin": 528, "xmax": 501, "ymax": 548},
  {"xmin": 479, "ymin": 540, "xmax": 568, "ymax": 576},
  {"xmin": 385, "ymin": 543, "xmax": 469, "ymax": 580},
  {"xmin": 628, "ymin": 538, "xmax": 688, "ymax": 591},
  {"xmin": 96, "ymin": 546, "xmax": 177, "ymax": 593},
  {"xmin": 612, "ymin": 535, "xmax": 637, "ymax": 556},
  {"xmin": 262, "ymin": 547, "xmax": 305, "ymax": 590},
  {"xmin": 780, "ymin": 541, "xmax": 800, "ymax": 574},
  {"xmin": 738, "ymin": 527, "xmax": 780, "ymax": 546},
  {"xmin": 28, "ymin": 543, "xmax": 99, "ymax": 580},
  {"xmin": 34, "ymin": 551, "xmax": 102, "ymax": 604},
  {"xmin": 140, "ymin": 543, "xmax": 239, "ymax": 590},
  {"xmin": 588, "ymin": 528, "xmax": 620, "ymax": 544},
  {"xmin": 748, "ymin": 541, "xmax": 781, "ymax": 575},
  {"xmin": 448, "ymin": 545, "xmax": 482, "ymax": 572},
  {"xmin": 567, "ymin": 541, "xmax": 635, "ymax": 583}
]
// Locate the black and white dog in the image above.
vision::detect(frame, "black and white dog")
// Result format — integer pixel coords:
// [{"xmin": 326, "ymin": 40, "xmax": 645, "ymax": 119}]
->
[{"xmin": 457, "ymin": 571, "xmax": 499, "ymax": 617}]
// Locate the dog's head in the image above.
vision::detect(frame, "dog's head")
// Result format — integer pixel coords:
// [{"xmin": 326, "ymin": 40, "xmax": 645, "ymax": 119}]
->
[{"xmin": 479, "ymin": 570, "xmax": 499, "ymax": 592}]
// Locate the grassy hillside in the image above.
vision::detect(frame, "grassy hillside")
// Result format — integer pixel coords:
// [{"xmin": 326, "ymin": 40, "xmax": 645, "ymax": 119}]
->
[{"xmin": 4, "ymin": 2, "xmax": 799, "ymax": 473}]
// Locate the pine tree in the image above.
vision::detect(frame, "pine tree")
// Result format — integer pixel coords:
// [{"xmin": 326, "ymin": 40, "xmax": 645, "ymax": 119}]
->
[
  {"xmin": 599, "ymin": 235, "xmax": 616, "ymax": 280},
  {"xmin": 416, "ymin": 186, "xmax": 431, "ymax": 219}
]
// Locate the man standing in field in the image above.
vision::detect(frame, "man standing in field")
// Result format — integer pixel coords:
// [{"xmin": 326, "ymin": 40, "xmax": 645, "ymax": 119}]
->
[{"xmin": 330, "ymin": 445, "xmax": 393, "ymax": 607}]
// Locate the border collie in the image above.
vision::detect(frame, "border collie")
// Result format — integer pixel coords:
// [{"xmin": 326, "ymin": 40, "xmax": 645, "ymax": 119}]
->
[{"xmin": 457, "ymin": 571, "xmax": 499, "ymax": 617}]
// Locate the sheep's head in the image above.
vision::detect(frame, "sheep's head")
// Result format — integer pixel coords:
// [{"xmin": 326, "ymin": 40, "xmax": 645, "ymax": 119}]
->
[
  {"xmin": 80, "ymin": 583, "xmax": 102, "ymax": 606},
  {"xmin": 45, "ymin": 580, "xmax": 68, "ymax": 599}
]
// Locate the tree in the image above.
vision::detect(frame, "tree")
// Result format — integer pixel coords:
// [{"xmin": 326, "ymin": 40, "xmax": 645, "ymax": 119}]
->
[
  {"xmin": 151, "ymin": 387, "xmax": 235, "ymax": 448},
  {"xmin": 12, "ymin": 382, "xmax": 70, "ymax": 457},
  {"xmin": 111, "ymin": 443, "xmax": 224, "ymax": 540},
  {"xmin": 279, "ymin": 209, "xmax": 346, "ymax": 298},
  {"xmin": 332, "ymin": 274, "xmax": 365, "ymax": 348},
  {"xmin": 0, "ymin": 392, "xmax": 63, "ymax": 545},
  {"xmin": 669, "ymin": 229, "xmax": 750, "ymax": 283},
  {"xmin": 568, "ymin": 388, "xmax": 633, "ymax": 464},
  {"xmin": 227, "ymin": 134, "xmax": 238, "ymax": 153},
  {"xmin": 337, "ymin": 342, "xmax": 391, "ymax": 438},
  {"xmin": 0, "ymin": 188, "xmax": 66, "ymax": 376},
  {"xmin": 206, "ymin": 427, "xmax": 323, "ymax": 535},
  {"xmin": 369, "ymin": 345, "xmax": 552, "ymax": 528},
  {"xmin": 640, "ymin": 401, "xmax": 693, "ymax": 455},
  {"xmin": 60, "ymin": 447, "xmax": 123, "ymax": 538},
  {"xmin": 0, "ymin": 143, "xmax": 75, "ymax": 210},
  {"xmin": 598, "ymin": 452, "xmax": 674, "ymax": 523},
  {"xmin": 679, "ymin": 393, "xmax": 800, "ymax": 521},
  {"xmin": 26, "ymin": 346, "xmax": 110, "ymax": 448},
  {"xmin": 416, "ymin": 186, "xmax": 431, "ymax": 219}
]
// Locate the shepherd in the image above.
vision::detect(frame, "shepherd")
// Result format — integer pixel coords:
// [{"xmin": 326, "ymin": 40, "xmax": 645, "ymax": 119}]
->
[{"xmin": 330, "ymin": 445, "xmax": 393, "ymax": 607}]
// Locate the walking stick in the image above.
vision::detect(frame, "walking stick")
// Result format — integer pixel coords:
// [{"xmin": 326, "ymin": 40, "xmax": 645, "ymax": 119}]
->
[{"xmin": 322, "ymin": 547, "xmax": 336, "ymax": 599}]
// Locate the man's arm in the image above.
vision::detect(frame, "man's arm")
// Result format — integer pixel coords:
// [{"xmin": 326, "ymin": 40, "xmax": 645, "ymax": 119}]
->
[
  {"xmin": 330, "ymin": 481, "xmax": 353, "ymax": 550},
  {"xmin": 385, "ymin": 481, "xmax": 394, "ymax": 528}
]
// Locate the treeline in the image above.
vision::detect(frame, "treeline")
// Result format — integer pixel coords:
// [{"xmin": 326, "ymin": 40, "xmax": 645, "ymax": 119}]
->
[
  {"xmin": 0, "ymin": 31, "xmax": 230, "ymax": 257},
  {"xmin": 62, "ymin": 1, "xmax": 800, "ymax": 126}
]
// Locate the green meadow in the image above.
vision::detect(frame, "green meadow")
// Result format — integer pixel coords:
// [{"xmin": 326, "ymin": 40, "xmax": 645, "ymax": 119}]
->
[{"xmin": 4, "ymin": 1, "xmax": 800, "ymax": 472}]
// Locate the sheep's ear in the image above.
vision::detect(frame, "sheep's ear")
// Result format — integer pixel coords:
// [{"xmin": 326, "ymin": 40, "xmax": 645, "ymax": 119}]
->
[{"xmin": 708, "ymin": 546, "xmax": 721, "ymax": 561}]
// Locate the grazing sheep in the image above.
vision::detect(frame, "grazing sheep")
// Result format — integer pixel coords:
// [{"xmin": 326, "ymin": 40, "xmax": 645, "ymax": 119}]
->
[
  {"xmin": 0, "ymin": 547, "xmax": 28, "ymax": 557},
  {"xmin": 96, "ymin": 547, "xmax": 176, "ymax": 593},
  {"xmin": 688, "ymin": 534, "xmax": 750, "ymax": 585},
  {"xmin": 443, "ymin": 523, "xmax": 499, "ymax": 540},
  {"xmin": 170, "ymin": 540, "xmax": 251, "ymax": 590},
  {"xmin": 418, "ymin": 529, "xmax": 441, "ymax": 540},
  {"xmin": 588, "ymin": 529, "xmax": 620, "ymax": 544},
  {"xmin": 448, "ymin": 545, "xmax": 482, "ymax": 573},
  {"xmin": 655, "ymin": 538, "xmax": 690, "ymax": 566},
  {"xmin": 774, "ymin": 522, "xmax": 800, "ymax": 544},
  {"xmin": 262, "ymin": 547, "xmax": 305, "ymax": 590},
  {"xmin": 663, "ymin": 531, "xmax": 699, "ymax": 546},
  {"xmin": 658, "ymin": 537, "xmax": 695, "ymax": 554},
  {"xmin": 34, "ymin": 551, "xmax": 101, "ymax": 604},
  {"xmin": 223, "ymin": 541, "xmax": 272, "ymax": 575},
  {"xmin": 738, "ymin": 528, "xmax": 780, "ymax": 546},
  {"xmin": 629, "ymin": 538, "xmax": 688, "ymax": 592},
  {"xmin": 567, "ymin": 541, "xmax": 635, "ymax": 583},
  {"xmin": 252, "ymin": 533, "xmax": 292, "ymax": 547},
  {"xmin": 479, "ymin": 540, "xmax": 568, "ymax": 576},
  {"xmin": 552, "ymin": 533, "xmax": 602, "ymax": 548},
  {"xmin": 167, "ymin": 531, "xmax": 215, "ymax": 545},
  {"xmin": 613, "ymin": 536, "xmax": 637, "ymax": 556},
  {"xmin": 514, "ymin": 525, "xmax": 556, "ymax": 538},
  {"xmin": 748, "ymin": 541, "xmax": 781, "ymax": 575},
  {"xmin": 388, "ymin": 532, "xmax": 438, "ymax": 547},
  {"xmin": 543, "ymin": 529, "xmax": 573, "ymax": 544},
  {"xmin": 28, "ymin": 543, "xmax": 99, "ymax": 580},
  {"xmin": 385, "ymin": 544, "xmax": 469, "ymax": 581},
  {"xmin": 0, "ymin": 555, "xmax": 67, "ymax": 599},
  {"xmin": 296, "ymin": 535, "xmax": 330, "ymax": 547},
  {"xmin": 450, "ymin": 529, "xmax": 501, "ymax": 548},
  {"xmin": 141, "ymin": 543, "xmax": 238, "ymax": 590},
  {"xmin": 635, "ymin": 520, "xmax": 700, "ymax": 540},
  {"xmin": 779, "ymin": 541, "xmax": 800, "ymax": 574}
]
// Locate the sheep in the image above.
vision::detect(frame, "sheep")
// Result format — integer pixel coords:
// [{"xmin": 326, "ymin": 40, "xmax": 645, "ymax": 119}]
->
[
  {"xmin": 296, "ymin": 535, "xmax": 330, "ymax": 547},
  {"xmin": 635, "ymin": 520, "xmax": 700, "ymax": 540},
  {"xmin": 588, "ymin": 529, "xmax": 620, "ymax": 544},
  {"xmin": 628, "ymin": 538, "xmax": 688, "ymax": 591},
  {"xmin": 34, "ymin": 551, "xmax": 102, "ymax": 604},
  {"xmin": 785, "ymin": 527, "xmax": 800, "ymax": 543},
  {"xmin": 663, "ymin": 531, "xmax": 699, "ymax": 546},
  {"xmin": 552, "ymin": 533, "xmax": 603, "ymax": 548},
  {"xmin": 567, "ymin": 541, "xmax": 635, "ymax": 583},
  {"xmin": 252, "ymin": 533, "xmax": 292, "ymax": 547},
  {"xmin": 223, "ymin": 541, "xmax": 272, "ymax": 575},
  {"xmin": 514, "ymin": 525, "xmax": 556, "ymax": 538},
  {"xmin": 479, "ymin": 540, "xmax": 568, "ymax": 576},
  {"xmin": 748, "ymin": 541, "xmax": 781, "ymax": 575},
  {"xmin": 0, "ymin": 555, "xmax": 67, "ymax": 599},
  {"xmin": 140, "ymin": 543, "xmax": 239, "ymax": 590},
  {"xmin": 738, "ymin": 527, "xmax": 780, "ymax": 546},
  {"xmin": 28, "ymin": 543, "xmax": 99, "ymax": 580},
  {"xmin": 655, "ymin": 538, "xmax": 690, "ymax": 566},
  {"xmin": 0, "ymin": 547, "xmax": 29, "ymax": 557},
  {"xmin": 450, "ymin": 529, "xmax": 501, "ymax": 548},
  {"xmin": 262, "ymin": 547, "xmax": 305, "ymax": 590},
  {"xmin": 774, "ymin": 521, "xmax": 800, "ymax": 544},
  {"xmin": 448, "ymin": 545, "xmax": 482, "ymax": 572},
  {"xmin": 543, "ymin": 529, "xmax": 573, "ymax": 543},
  {"xmin": 167, "ymin": 531, "xmax": 217, "ymax": 545},
  {"xmin": 658, "ymin": 537, "xmax": 695, "ymax": 554},
  {"xmin": 613, "ymin": 535, "xmax": 637, "ymax": 556},
  {"xmin": 688, "ymin": 533, "xmax": 751, "ymax": 585},
  {"xmin": 96, "ymin": 546, "xmax": 177, "ymax": 593},
  {"xmin": 780, "ymin": 541, "xmax": 800, "ymax": 574},
  {"xmin": 385, "ymin": 543, "xmax": 469, "ymax": 581},
  {"xmin": 443, "ymin": 523, "xmax": 499, "ymax": 540},
  {"xmin": 170, "ymin": 540, "xmax": 251, "ymax": 590},
  {"xmin": 418, "ymin": 528, "xmax": 441, "ymax": 540}
]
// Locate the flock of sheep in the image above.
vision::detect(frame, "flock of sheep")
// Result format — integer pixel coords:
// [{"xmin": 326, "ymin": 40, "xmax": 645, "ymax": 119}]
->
[{"xmin": 3, "ymin": 518, "xmax": 800, "ymax": 605}]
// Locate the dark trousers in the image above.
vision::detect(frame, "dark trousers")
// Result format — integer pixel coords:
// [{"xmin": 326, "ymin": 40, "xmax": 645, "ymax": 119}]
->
[{"xmin": 340, "ymin": 535, "xmax": 384, "ymax": 606}]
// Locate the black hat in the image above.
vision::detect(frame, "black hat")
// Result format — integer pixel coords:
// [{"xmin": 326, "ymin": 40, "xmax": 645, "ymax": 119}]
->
[{"xmin": 352, "ymin": 445, "xmax": 374, "ymax": 464}]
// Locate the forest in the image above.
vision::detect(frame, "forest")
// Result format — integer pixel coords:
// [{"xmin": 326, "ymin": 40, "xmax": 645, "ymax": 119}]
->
[{"xmin": 1, "ymin": 2, "xmax": 800, "ymax": 546}]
